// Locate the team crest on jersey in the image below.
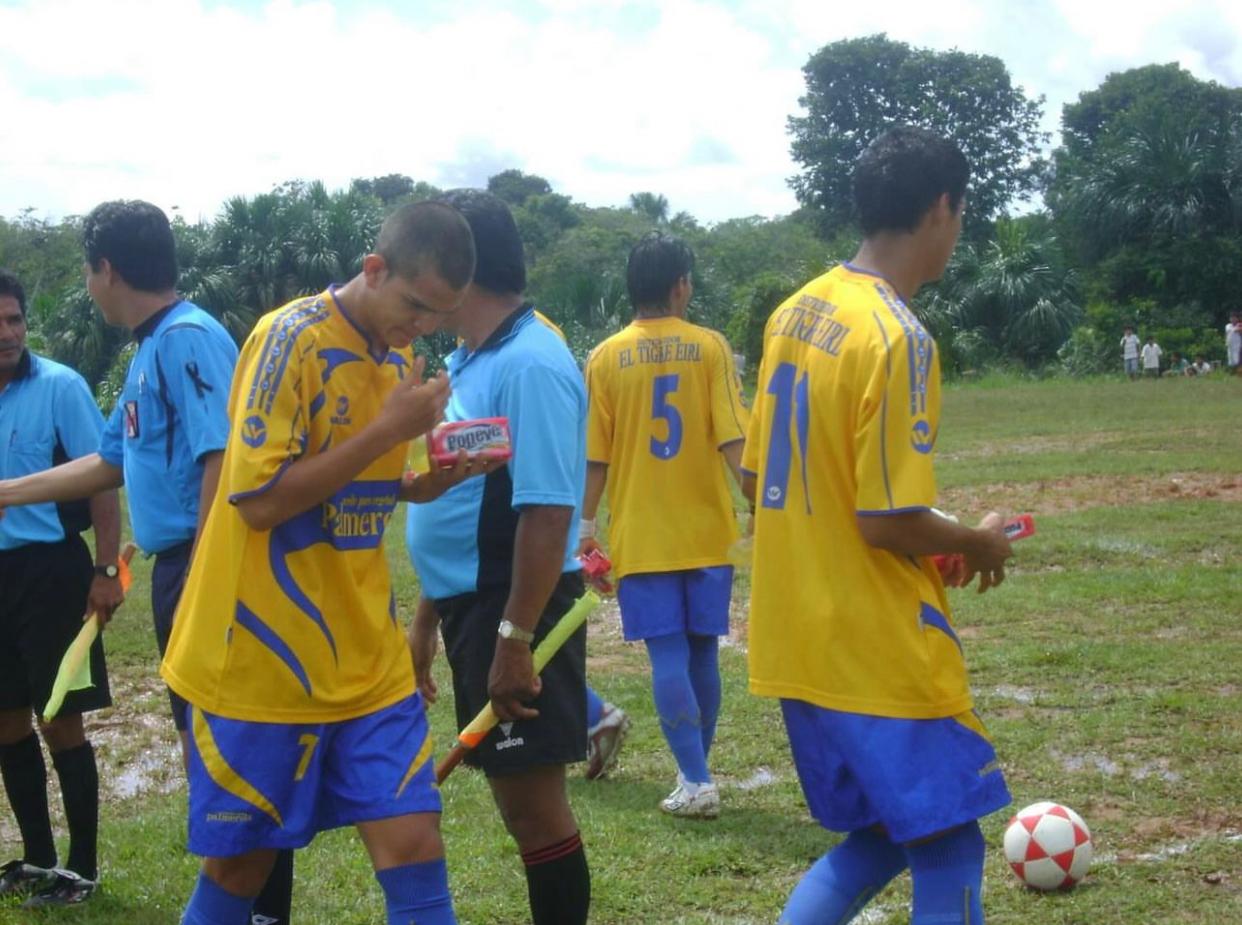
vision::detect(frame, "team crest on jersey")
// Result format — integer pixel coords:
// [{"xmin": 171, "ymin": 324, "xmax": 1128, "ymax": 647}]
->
[
  {"xmin": 123, "ymin": 401, "xmax": 140, "ymax": 438},
  {"xmin": 241, "ymin": 414, "xmax": 267, "ymax": 448},
  {"xmin": 910, "ymin": 418, "xmax": 934, "ymax": 455},
  {"xmin": 331, "ymin": 395, "xmax": 352, "ymax": 426}
]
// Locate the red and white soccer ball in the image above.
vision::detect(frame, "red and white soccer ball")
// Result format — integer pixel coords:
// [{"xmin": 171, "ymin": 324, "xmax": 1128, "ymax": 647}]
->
[{"xmin": 1003, "ymin": 801, "xmax": 1093, "ymax": 891}]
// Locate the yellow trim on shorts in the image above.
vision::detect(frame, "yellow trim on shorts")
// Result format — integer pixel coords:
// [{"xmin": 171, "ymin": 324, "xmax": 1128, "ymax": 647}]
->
[
  {"xmin": 396, "ymin": 732, "xmax": 435, "ymax": 798},
  {"xmin": 191, "ymin": 707, "xmax": 284, "ymax": 826}
]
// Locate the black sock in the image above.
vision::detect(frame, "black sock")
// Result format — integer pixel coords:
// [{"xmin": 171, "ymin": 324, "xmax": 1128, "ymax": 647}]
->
[
  {"xmin": 51, "ymin": 742, "xmax": 99, "ymax": 881},
  {"xmin": 521, "ymin": 832, "xmax": 590, "ymax": 925},
  {"xmin": 0, "ymin": 733, "xmax": 56, "ymax": 869},
  {"xmin": 251, "ymin": 848, "xmax": 294, "ymax": 923}
]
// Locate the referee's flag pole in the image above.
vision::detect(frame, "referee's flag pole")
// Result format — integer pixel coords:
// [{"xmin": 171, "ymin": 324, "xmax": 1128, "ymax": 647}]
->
[{"xmin": 435, "ymin": 590, "xmax": 601, "ymax": 785}]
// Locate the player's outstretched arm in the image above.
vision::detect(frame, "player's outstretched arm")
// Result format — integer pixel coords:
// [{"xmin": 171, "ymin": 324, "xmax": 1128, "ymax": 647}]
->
[
  {"xmin": 399, "ymin": 449, "xmax": 504, "ymax": 504},
  {"xmin": 235, "ymin": 362, "xmax": 449, "ymax": 532},
  {"xmin": 857, "ymin": 509, "xmax": 1012, "ymax": 593},
  {"xmin": 0, "ymin": 453, "xmax": 123, "ymax": 518},
  {"xmin": 408, "ymin": 596, "xmax": 441, "ymax": 705}
]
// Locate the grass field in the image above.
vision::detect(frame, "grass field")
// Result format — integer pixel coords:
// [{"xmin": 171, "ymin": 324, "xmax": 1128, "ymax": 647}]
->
[{"xmin": 2, "ymin": 374, "xmax": 1240, "ymax": 923}]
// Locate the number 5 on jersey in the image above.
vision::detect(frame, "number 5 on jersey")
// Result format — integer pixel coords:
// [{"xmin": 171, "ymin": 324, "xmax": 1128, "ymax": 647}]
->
[{"xmin": 650, "ymin": 374, "xmax": 683, "ymax": 459}]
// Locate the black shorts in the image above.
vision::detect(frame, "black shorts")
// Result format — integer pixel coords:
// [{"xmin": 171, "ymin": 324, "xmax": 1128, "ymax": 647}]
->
[
  {"xmin": 0, "ymin": 536, "xmax": 111, "ymax": 717},
  {"xmin": 152, "ymin": 540, "xmax": 192, "ymax": 730},
  {"xmin": 435, "ymin": 571, "xmax": 587, "ymax": 777}
]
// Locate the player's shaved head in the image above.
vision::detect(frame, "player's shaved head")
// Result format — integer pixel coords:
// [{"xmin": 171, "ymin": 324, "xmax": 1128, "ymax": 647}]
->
[
  {"xmin": 853, "ymin": 127, "xmax": 969, "ymax": 236},
  {"xmin": 376, "ymin": 201, "xmax": 476, "ymax": 290},
  {"xmin": 627, "ymin": 232, "xmax": 695, "ymax": 314},
  {"xmin": 435, "ymin": 190, "xmax": 527, "ymax": 296}
]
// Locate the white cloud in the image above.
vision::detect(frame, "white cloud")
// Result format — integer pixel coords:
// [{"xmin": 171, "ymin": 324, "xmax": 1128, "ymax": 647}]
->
[{"xmin": 0, "ymin": 0, "xmax": 1239, "ymax": 227}]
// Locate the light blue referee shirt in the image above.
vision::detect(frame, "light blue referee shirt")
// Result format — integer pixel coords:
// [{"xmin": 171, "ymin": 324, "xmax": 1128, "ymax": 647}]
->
[
  {"xmin": 0, "ymin": 351, "xmax": 104, "ymax": 550},
  {"xmin": 406, "ymin": 305, "xmax": 586, "ymax": 599},
  {"xmin": 98, "ymin": 300, "xmax": 237, "ymax": 554}
]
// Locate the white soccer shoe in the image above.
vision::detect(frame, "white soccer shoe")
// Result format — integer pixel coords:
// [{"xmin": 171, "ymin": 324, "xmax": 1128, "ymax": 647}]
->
[
  {"xmin": 585, "ymin": 703, "xmax": 631, "ymax": 780},
  {"xmin": 660, "ymin": 776, "xmax": 720, "ymax": 819}
]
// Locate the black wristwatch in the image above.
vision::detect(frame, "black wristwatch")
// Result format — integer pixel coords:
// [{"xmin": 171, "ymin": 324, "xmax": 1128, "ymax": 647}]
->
[{"xmin": 94, "ymin": 564, "xmax": 119, "ymax": 579}]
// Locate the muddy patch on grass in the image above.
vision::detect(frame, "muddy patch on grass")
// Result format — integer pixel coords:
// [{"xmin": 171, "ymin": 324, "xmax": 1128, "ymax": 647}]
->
[{"xmin": 939, "ymin": 472, "xmax": 1242, "ymax": 516}]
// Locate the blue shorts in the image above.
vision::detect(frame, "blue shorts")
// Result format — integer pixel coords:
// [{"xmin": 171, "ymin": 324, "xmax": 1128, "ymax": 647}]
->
[
  {"xmin": 616, "ymin": 566, "xmax": 733, "ymax": 641},
  {"xmin": 186, "ymin": 693, "xmax": 440, "ymax": 857},
  {"xmin": 1124, "ymin": 357, "xmax": 1139, "ymax": 375},
  {"xmin": 781, "ymin": 699, "xmax": 1011, "ymax": 844}
]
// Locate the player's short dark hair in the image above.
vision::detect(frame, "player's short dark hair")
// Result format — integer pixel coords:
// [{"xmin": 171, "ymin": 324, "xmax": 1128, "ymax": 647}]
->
[
  {"xmin": 377, "ymin": 201, "xmax": 476, "ymax": 290},
  {"xmin": 434, "ymin": 189, "xmax": 526, "ymax": 295},
  {"xmin": 82, "ymin": 200, "xmax": 178, "ymax": 292},
  {"xmin": 0, "ymin": 269, "xmax": 26, "ymax": 316},
  {"xmin": 853, "ymin": 127, "xmax": 969, "ymax": 236},
  {"xmin": 627, "ymin": 232, "xmax": 695, "ymax": 311}
]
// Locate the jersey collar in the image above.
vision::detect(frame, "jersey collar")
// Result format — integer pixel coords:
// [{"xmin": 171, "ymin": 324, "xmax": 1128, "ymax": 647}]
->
[
  {"xmin": 133, "ymin": 300, "xmax": 183, "ymax": 342},
  {"xmin": 447, "ymin": 303, "xmax": 534, "ymax": 373}
]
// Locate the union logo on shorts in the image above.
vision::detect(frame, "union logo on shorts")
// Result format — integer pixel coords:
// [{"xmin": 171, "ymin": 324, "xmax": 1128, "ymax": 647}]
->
[{"xmin": 124, "ymin": 400, "xmax": 140, "ymax": 438}]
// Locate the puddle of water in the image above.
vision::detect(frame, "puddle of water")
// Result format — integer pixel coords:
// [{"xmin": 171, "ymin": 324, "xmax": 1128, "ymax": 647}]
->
[
  {"xmin": 110, "ymin": 745, "xmax": 182, "ymax": 800},
  {"xmin": 730, "ymin": 767, "xmax": 776, "ymax": 791},
  {"xmin": 992, "ymin": 685, "xmax": 1037, "ymax": 704}
]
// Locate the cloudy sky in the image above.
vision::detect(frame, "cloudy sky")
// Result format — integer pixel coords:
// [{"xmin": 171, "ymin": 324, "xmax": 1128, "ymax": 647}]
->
[{"xmin": 1, "ymin": 0, "xmax": 1240, "ymax": 225}]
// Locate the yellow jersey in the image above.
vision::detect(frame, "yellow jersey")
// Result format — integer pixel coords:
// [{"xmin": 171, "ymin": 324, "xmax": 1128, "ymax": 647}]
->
[
  {"xmin": 585, "ymin": 316, "xmax": 747, "ymax": 579},
  {"xmin": 162, "ymin": 290, "xmax": 416, "ymax": 723},
  {"xmin": 743, "ymin": 264, "xmax": 969, "ymax": 719}
]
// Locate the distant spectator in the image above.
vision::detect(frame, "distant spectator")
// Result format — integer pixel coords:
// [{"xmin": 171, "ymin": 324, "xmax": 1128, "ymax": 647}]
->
[
  {"xmin": 1141, "ymin": 336, "xmax": 1162, "ymax": 378},
  {"xmin": 1192, "ymin": 355, "xmax": 1212, "ymax": 376},
  {"xmin": 1168, "ymin": 351, "xmax": 1190, "ymax": 376},
  {"xmin": 1120, "ymin": 325, "xmax": 1140, "ymax": 379},
  {"xmin": 1227, "ymin": 313, "xmax": 1241, "ymax": 375}
]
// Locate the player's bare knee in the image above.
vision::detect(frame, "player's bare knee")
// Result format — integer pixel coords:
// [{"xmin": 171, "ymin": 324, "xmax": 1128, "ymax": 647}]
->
[
  {"xmin": 202, "ymin": 851, "xmax": 278, "ymax": 899},
  {"xmin": 38, "ymin": 713, "xmax": 87, "ymax": 752},
  {"xmin": 0, "ymin": 708, "xmax": 35, "ymax": 745}
]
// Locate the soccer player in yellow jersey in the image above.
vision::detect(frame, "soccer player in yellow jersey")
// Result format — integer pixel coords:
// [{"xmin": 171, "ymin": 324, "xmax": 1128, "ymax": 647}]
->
[
  {"xmin": 742, "ymin": 128, "xmax": 1013, "ymax": 925},
  {"xmin": 161, "ymin": 202, "xmax": 488, "ymax": 925},
  {"xmin": 580, "ymin": 232, "xmax": 748, "ymax": 818}
]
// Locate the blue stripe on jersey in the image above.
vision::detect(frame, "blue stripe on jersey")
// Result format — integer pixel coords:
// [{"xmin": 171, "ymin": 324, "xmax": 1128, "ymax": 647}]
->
[
  {"xmin": 871, "ymin": 311, "xmax": 895, "ymax": 509},
  {"xmin": 247, "ymin": 299, "xmax": 330, "ymax": 414},
  {"xmin": 269, "ymin": 509, "xmax": 340, "ymax": 661},
  {"xmin": 705, "ymin": 329, "xmax": 746, "ymax": 437},
  {"xmin": 234, "ymin": 601, "xmax": 312, "ymax": 695},
  {"xmin": 316, "ymin": 347, "xmax": 365, "ymax": 385},
  {"xmin": 919, "ymin": 602, "xmax": 962, "ymax": 653},
  {"xmin": 874, "ymin": 283, "xmax": 931, "ymax": 417}
]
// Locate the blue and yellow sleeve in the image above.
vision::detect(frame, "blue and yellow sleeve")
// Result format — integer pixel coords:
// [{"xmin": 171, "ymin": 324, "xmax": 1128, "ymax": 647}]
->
[
  {"xmin": 707, "ymin": 333, "xmax": 747, "ymax": 448},
  {"xmin": 584, "ymin": 347, "xmax": 613, "ymax": 465},
  {"xmin": 855, "ymin": 321, "xmax": 939, "ymax": 515}
]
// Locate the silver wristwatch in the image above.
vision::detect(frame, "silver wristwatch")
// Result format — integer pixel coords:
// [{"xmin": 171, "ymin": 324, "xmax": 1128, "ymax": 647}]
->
[{"xmin": 497, "ymin": 619, "xmax": 535, "ymax": 644}]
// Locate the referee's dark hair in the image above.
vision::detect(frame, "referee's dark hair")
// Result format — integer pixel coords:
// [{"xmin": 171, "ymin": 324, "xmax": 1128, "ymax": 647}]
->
[
  {"xmin": 627, "ymin": 231, "xmax": 695, "ymax": 314},
  {"xmin": 853, "ymin": 126, "xmax": 969, "ymax": 236},
  {"xmin": 83, "ymin": 200, "xmax": 178, "ymax": 292},
  {"xmin": 377, "ymin": 201, "xmax": 476, "ymax": 290},
  {"xmin": 0, "ymin": 269, "xmax": 26, "ymax": 316},
  {"xmin": 435, "ymin": 189, "xmax": 526, "ymax": 296}
]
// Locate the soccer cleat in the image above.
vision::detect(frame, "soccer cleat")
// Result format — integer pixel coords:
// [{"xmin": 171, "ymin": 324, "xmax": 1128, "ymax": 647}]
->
[
  {"xmin": 22, "ymin": 868, "xmax": 97, "ymax": 907},
  {"xmin": 660, "ymin": 778, "xmax": 720, "ymax": 819},
  {"xmin": 0, "ymin": 860, "xmax": 54, "ymax": 898},
  {"xmin": 585, "ymin": 704, "xmax": 630, "ymax": 780}
]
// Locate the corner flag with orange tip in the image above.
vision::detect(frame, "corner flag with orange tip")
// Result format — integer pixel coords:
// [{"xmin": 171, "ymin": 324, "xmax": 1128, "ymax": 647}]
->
[
  {"xmin": 435, "ymin": 589, "xmax": 601, "ymax": 785},
  {"xmin": 42, "ymin": 542, "xmax": 137, "ymax": 722}
]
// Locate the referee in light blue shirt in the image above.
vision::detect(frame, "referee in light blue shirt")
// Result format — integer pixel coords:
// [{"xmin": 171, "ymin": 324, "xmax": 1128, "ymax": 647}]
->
[
  {"xmin": 0, "ymin": 203, "xmax": 293, "ymax": 925},
  {"xmin": 0, "ymin": 270, "xmax": 122, "ymax": 906}
]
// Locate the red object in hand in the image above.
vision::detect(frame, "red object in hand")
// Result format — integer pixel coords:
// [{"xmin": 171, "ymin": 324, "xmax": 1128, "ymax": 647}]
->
[
  {"xmin": 578, "ymin": 547, "xmax": 614, "ymax": 594},
  {"xmin": 429, "ymin": 418, "xmax": 512, "ymax": 468},
  {"xmin": 933, "ymin": 514, "xmax": 1036, "ymax": 586}
]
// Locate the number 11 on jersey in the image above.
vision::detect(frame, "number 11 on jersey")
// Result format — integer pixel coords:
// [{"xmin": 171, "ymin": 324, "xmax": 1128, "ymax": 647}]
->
[{"xmin": 762, "ymin": 362, "xmax": 811, "ymax": 513}]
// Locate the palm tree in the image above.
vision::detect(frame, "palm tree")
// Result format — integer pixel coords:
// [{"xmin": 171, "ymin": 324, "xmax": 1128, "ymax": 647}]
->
[
  {"xmin": 920, "ymin": 218, "xmax": 1080, "ymax": 368},
  {"xmin": 628, "ymin": 192, "xmax": 669, "ymax": 225}
]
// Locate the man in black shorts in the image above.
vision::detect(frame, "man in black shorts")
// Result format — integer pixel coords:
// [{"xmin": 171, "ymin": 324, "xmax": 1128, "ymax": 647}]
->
[
  {"xmin": 0, "ymin": 269, "xmax": 124, "ymax": 906},
  {"xmin": 405, "ymin": 190, "xmax": 592, "ymax": 925}
]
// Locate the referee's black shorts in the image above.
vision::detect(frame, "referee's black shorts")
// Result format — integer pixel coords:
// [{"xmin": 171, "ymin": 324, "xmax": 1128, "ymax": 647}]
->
[
  {"xmin": 0, "ymin": 535, "xmax": 111, "ymax": 717},
  {"xmin": 435, "ymin": 570, "xmax": 587, "ymax": 777}
]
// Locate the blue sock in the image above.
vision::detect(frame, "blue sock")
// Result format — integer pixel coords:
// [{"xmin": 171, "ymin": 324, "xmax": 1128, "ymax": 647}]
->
[
  {"xmin": 375, "ymin": 860, "xmax": 456, "ymax": 925},
  {"xmin": 645, "ymin": 633, "xmax": 710, "ymax": 784},
  {"xmin": 780, "ymin": 829, "xmax": 908, "ymax": 925},
  {"xmin": 687, "ymin": 635, "xmax": 721, "ymax": 760},
  {"xmin": 180, "ymin": 871, "xmax": 253, "ymax": 925},
  {"xmin": 905, "ymin": 822, "xmax": 986, "ymax": 925},
  {"xmin": 586, "ymin": 686, "xmax": 605, "ymax": 730}
]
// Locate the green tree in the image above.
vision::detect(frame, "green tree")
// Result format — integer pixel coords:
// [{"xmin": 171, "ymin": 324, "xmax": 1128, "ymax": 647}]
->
[
  {"xmin": 628, "ymin": 192, "xmax": 669, "ymax": 224},
  {"xmin": 788, "ymin": 34, "xmax": 1048, "ymax": 237},
  {"xmin": 487, "ymin": 169, "xmax": 553, "ymax": 206}
]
